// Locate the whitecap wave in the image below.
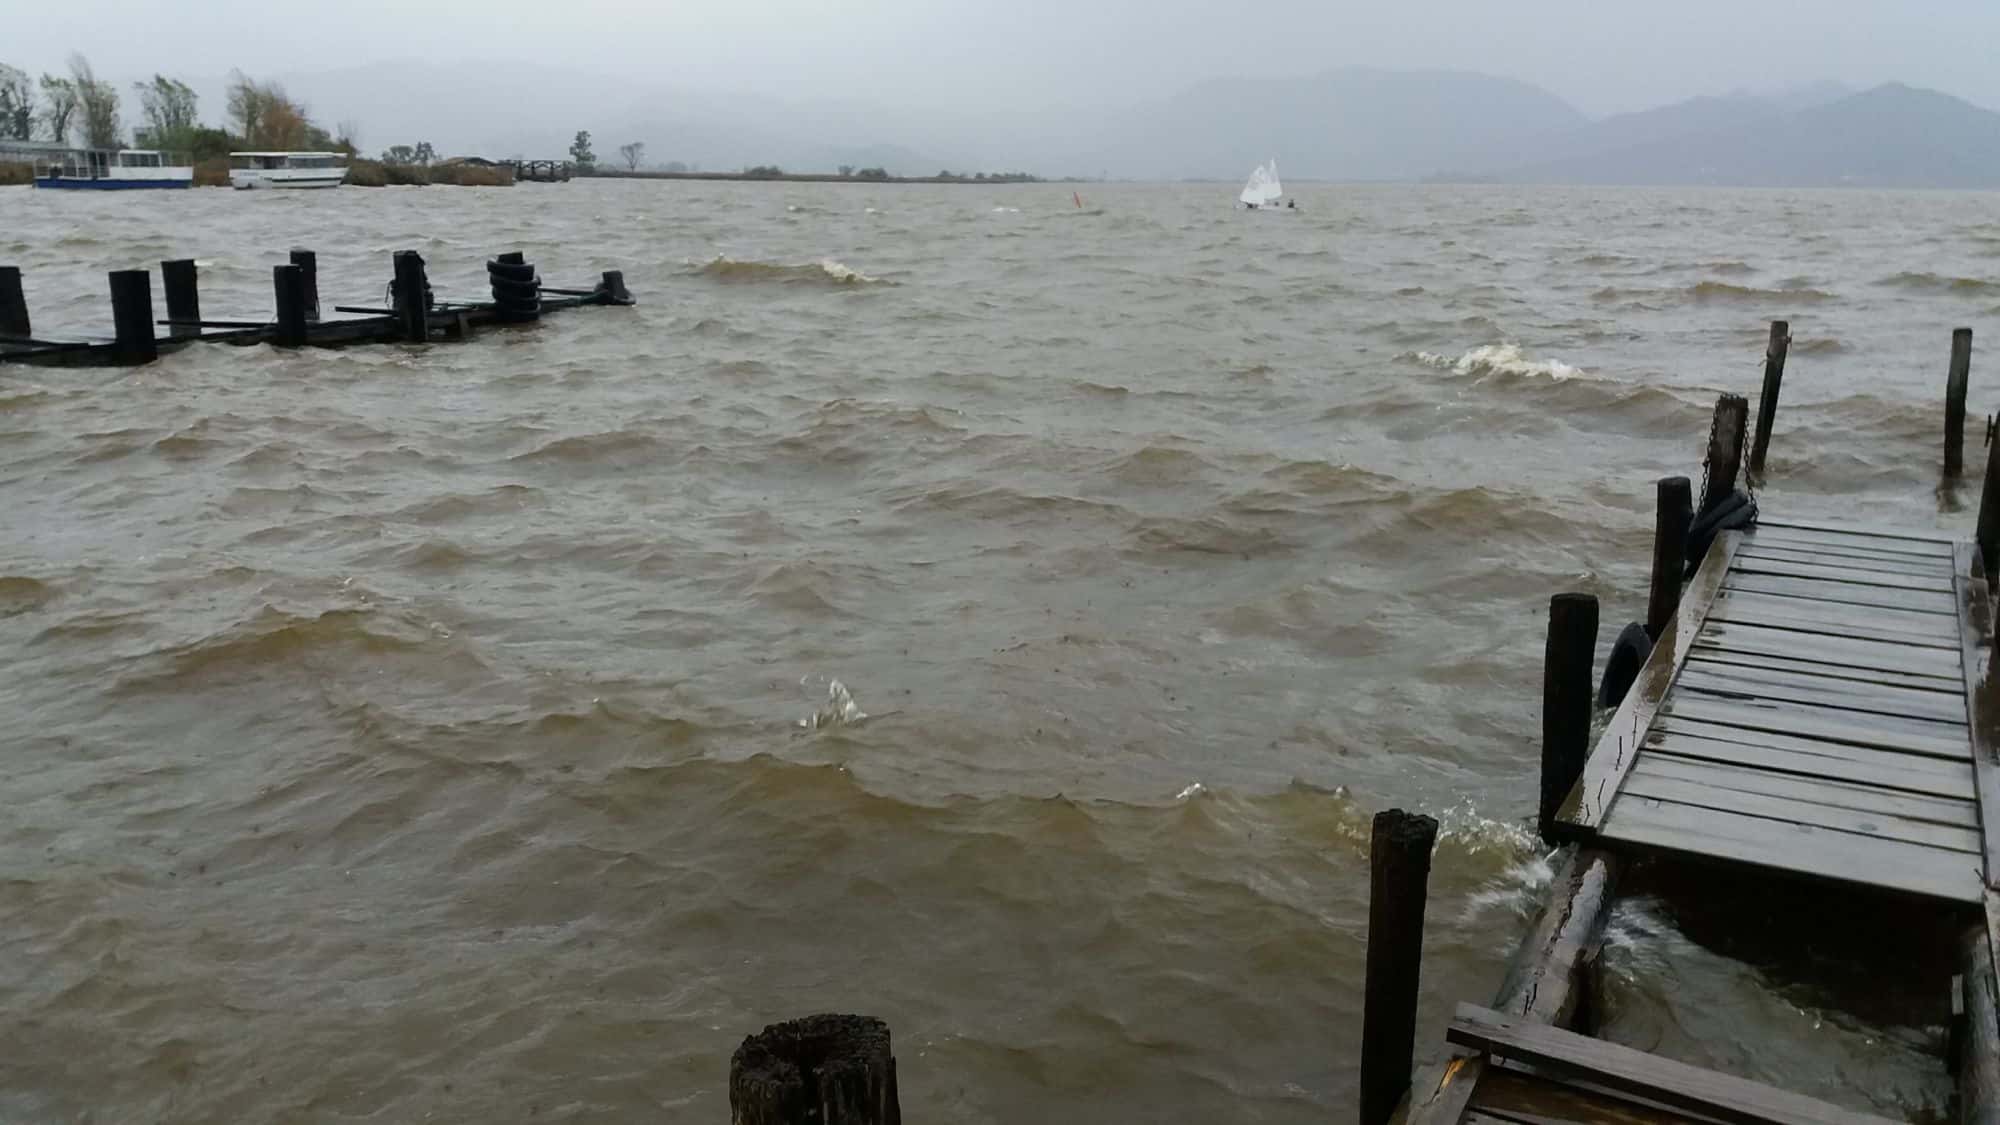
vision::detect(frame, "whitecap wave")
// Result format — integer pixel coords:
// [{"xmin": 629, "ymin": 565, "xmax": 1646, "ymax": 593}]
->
[
  {"xmin": 799, "ymin": 678, "xmax": 868, "ymax": 729},
  {"xmin": 1412, "ymin": 343, "xmax": 1589, "ymax": 382}
]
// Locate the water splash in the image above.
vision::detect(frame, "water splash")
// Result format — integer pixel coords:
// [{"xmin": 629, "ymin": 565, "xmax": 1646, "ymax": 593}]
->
[
  {"xmin": 799, "ymin": 677, "xmax": 868, "ymax": 729},
  {"xmin": 1412, "ymin": 343, "xmax": 1588, "ymax": 382}
]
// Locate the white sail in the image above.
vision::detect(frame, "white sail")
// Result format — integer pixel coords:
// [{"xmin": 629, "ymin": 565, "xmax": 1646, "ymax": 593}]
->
[
  {"xmin": 1260, "ymin": 159, "xmax": 1283, "ymax": 203},
  {"xmin": 1238, "ymin": 162, "xmax": 1271, "ymax": 206}
]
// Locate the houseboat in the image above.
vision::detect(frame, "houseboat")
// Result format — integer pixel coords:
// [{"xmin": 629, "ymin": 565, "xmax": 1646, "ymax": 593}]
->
[
  {"xmin": 32, "ymin": 149, "xmax": 194, "ymax": 190},
  {"xmin": 229, "ymin": 152, "xmax": 347, "ymax": 190}
]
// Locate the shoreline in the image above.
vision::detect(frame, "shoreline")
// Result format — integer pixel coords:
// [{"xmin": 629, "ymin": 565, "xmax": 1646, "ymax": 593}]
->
[{"xmin": 581, "ymin": 168, "xmax": 1076, "ymax": 185}]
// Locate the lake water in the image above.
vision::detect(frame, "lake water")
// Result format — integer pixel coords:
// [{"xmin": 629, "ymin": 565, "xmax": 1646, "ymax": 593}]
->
[{"xmin": 3, "ymin": 179, "xmax": 1997, "ymax": 1121}]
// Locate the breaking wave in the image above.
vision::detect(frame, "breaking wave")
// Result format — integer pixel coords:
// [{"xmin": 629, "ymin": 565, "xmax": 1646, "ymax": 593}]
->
[
  {"xmin": 690, "ymin": 256, "xmax": 893, "ymax": 287},
  {"xmin": 1411, "ymin": 343, "xmax": 1589, "ymax": 382},
  {"xmin": 1688, "ymin": 280, "xmax": 1833, "ymax": 303},
  {"xmin": 1875, "ymin": 271, "xmax": 2000, "ymax": 294}
]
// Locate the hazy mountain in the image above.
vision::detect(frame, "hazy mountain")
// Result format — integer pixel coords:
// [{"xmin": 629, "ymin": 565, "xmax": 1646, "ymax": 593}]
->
[
  {"xmin": 1067, "ymin": 67, "xmax": 1588, "ymax": 181},
  {"xmin": 1485, "ymin": 83, "xmax": 2000, "ymax": 187}
]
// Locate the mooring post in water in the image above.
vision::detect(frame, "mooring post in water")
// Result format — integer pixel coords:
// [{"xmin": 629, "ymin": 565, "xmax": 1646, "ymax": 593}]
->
[
  {"xmin": 1748, "ymin": 320, "xmax": 1790, "ymax": 479},
  {"xmin": 1541, "ymin": 593, "xmax": 1598, "ymax": 843},
  {"xmin": 391, "ymin": 250, "xmax": 429, "ymax": 343},
  {"xmin": 289, "ymin": 249, "xmax": 320, "ymax": 322},
  {"xmin": 1698, "ymin": 393, "xmax": 1749, "ymax": 516},
  {"xmin": 0, "ymin": 266, "xmax": 28, "ymax": 339},
  {"xmin": 1947, "ymin": 327, "xmax": 1975, "ymax": 479},
  {"xmin": 1958, "ymin": 927, "xmax": 2000, "ymax": 1121},
  {"xmin": 272, "ymin": 264, "xmax": 308, "ymax": 348},
  {"xmin": 107, "ymin": 268, "xmax": 157, "ymax": 365},
  {"xmin": 1646, "ymin": 477, "xmax": 1693, "ymax": 640},
  {"xmin": 729, "ymin": 1013, "xmax": 900, "ymax": 1125},
  {"xmin": 1360, "ymin": 808, "xmax": 1439, "ymax": 1125},
  {"xmin": 160, "ymin": 259, "xmax": 201, "ymax": 339},
  {"xmin": 1978, "ymin": 415, "xmax": 2000, "ymax": 588}
]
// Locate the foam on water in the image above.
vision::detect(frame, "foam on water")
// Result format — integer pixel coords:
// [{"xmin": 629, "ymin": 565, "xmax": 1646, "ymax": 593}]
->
[{"xmin": 1411, "ymin": 342, "xmax": 1590, "ymax": 381}]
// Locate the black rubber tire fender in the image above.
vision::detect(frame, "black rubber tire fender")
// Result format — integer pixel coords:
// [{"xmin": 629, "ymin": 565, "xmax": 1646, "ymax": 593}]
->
[
  {"xmin": 488, "ymin": 259, "xmax": 536, "ymax": 282},
  {"xmin": 1598, "ymin": 621, "xmax": 1654, "ymax": 710},
  {"xmin": 1684, "ymin": 490, "xmax": 1756, "ymax": 577}
]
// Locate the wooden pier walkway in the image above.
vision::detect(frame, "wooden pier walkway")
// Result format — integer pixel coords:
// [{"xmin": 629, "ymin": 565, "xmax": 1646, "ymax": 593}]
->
[{"xmin": 1557, "ymin": 517, "xmax": 1997, "ymax": 905}]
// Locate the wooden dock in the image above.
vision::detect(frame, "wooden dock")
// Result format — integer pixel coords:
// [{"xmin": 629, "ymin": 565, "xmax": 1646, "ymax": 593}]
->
[
  {"xmin": 1557, "ymin": 518, "xmax": 1995, "ymax": 905},
  {"xmin": 1356, "ymin": 322, "xmax": 2000, "ymax": 1125}
]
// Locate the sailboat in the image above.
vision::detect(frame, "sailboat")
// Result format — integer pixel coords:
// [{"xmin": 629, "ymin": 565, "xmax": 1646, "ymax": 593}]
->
[{"xmin": 1238, "ymin": 159, "xmax": 1289, "ymax": 210}]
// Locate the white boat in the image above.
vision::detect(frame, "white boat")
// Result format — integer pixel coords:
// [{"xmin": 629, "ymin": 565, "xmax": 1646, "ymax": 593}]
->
[
  {"xmin": 1238, "ymin": 159, "xmax": 1291, "ymax": 210},
  {"xmin": 32, "ymin": 148, "xmax": 193, "ymax": 190},
  {"xmin": 229, "ymin": 152, "xmax": 347, "ymax": 190}
]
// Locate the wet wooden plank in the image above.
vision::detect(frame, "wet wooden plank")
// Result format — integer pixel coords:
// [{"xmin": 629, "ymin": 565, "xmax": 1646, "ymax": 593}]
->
[
  {"xmin": 1686, "ymin": 649, "xmax": 1962, "ymax": 693},
  {"xmin": 1446, "ymin": 1004, "xmax": 1907, "ymax": 1125},
  {"xmin": 1556, "ymin": 531, "xmax": 1743, "ymax": 833},
  {"xmin": 1747, "ymin": 531, "xmax": 1957, "ymax": 567},
  {"xmin": 1737, "ymin": 543, "xmax": 1955, "ymax": 579},
  {"xmin": 1722, "ymin": 572, "xmax": 1958, "ymax": 615},
  {"xmin": 1951, "ymin": 542, "xmax": 2000, "ymax": 888},
  {"xmin": 1652, "ymin": 719, "xmax": 1977, "ymax": 797},
  {"xmin": 1602, "ymin": 794, "xmax": 1983, "ymax": 903},
  {"xmin": 1663, "ymin": 695, "xmax": 1968, "ymax": 760},
  {"xmin": 1633, "ymin": 752, "xmax": 1980, "ymax": 828},
  {"xmin": 1730, "ymin": 556, "xmax": 1956, "ymax": 593},
  {"xmin": 1675, "ymin": 664, "xmax": 1969, "ymax": 725},
  {"xmin": 1756, "ymin": 518, "xmax": 1956, "ymax": 551},
  {"xmin": 1406, "ymin": 1054, "xmax": 1484, "ymax": 1125},
  {"xmin": 1620, "ymin": 770, "xmax": 1981, "ymax": 852},
  {"xmin": 1470, "ymin": 1066, "xmax": 1716, "ymax": 1125},
  {"xmin": 1708, "ymin": 591, "xmax": 1959, "ymax": 650},
  {"xmin": 1695, "ymin": 620, "xmax": 1965, "ymax": 679}
]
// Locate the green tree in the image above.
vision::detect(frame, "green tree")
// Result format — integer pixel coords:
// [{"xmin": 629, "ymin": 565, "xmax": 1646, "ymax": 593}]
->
[
  {"xmin": 569, "ymin": 129, "xmax": 595, "ymax": 168},
  {"xmin": 132, "ymin": 75, "xmax": 197, "ymax": 149},
  {"xmin": 382, "ymin": 144, "xmax": 416, "ymax": 164},
  {"xmin": 619, "ymin": 141, "xmax": 645, "ymax": 170},
  {"xmin": 39, "ymin": 74, "xmax": 77, "ymax": 144},
  {"xmin": 837, "ymin": 164, "xmax": 853, "ymax": 177},
  {"xmin": 70, "ymin": 54, "xmax": 120, "ymax": 148},
  {"xmin": 0, "ymin": 65, "xmax": 32, "ymax": 141},
  {"xmin": 412, "ymin": 140, "xmax": 436, "ymax": 165}
]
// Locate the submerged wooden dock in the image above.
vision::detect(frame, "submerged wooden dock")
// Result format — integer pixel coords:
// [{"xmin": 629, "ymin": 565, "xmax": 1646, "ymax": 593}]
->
[{"xmin": 1359, "ymin": 323, "xmax": 2000, "ymax": 1125}]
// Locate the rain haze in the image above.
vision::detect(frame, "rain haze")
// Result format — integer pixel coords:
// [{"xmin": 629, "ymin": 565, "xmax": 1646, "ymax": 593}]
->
[{"xmin": 9, "ymin": 0, "xmax": 2000, "ymax": 179}]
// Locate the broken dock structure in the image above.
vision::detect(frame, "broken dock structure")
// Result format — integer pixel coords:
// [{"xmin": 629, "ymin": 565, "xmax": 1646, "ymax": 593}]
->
[
  {"xmin": 0, "ymin": 248, "xmax": 633, "ymax": 368},
  {"xmin": 1362, "ymin": 324, "xmax": 2000, "ymax": 1125}
]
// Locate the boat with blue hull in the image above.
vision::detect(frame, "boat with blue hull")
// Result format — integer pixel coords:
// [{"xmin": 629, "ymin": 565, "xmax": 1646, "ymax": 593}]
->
[{"xmin": 34, "ymin": 149, "xmax": 194, "ymax": 190}]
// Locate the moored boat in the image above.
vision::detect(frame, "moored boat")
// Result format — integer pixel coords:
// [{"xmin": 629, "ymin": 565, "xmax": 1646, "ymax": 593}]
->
[
  {"xmin": 229, "ymin": 152, "xmax": 347, "ymax": 190},
  {"xmin": 33, "ymin": 149, "xmax": 193, "ymax": 190}
]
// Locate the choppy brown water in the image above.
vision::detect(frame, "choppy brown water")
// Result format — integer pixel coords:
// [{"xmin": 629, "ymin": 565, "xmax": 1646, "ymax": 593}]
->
[{"xmin": 3, "ymin": 180, "xmax": 1998, "ymax": 1121}]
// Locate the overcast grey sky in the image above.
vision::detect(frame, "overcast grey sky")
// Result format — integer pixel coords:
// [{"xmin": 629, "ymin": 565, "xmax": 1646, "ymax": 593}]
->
[{"xmin": 9, "ymin": 0, "xmax": 2000, "ymax": 118}]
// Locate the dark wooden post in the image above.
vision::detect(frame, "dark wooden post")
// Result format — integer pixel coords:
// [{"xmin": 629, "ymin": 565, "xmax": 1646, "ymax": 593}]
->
[
  {"xmin": 730, "ymin": 1014, "xmax": 900, "ymax": 1125},
  {"xmin": 1360, "ymin": 808, "xmax": 1439, "ymax": 1125},
  {"xmin": 1492, "ymin": 846, "xmax": 1620, "ymax": 1031},
  {"xmin": 1697, "ymin": 393, "xmax": 1749, "ymax": 516},
  {"xmin": 1646, "ymin": 478, "xmax": 1692, "ymax": 640},
  {"xmin": 1959, "ymin": 927, "xmax": 2000, "ymax": 1123},
  {"xmin": 0, "ymin": 266, "xmax": 28, "ymax": 338},
  {"xmin": 160, "ymin": 259, "xmax": 201, "ymax": 339},
  {"xmin": 1979, "ymin": 411, "xmax": 2000, "ymax": 587},
  {"xmin": 1541, "ymin": 593, "xmax": 1598, "ymax": 843},
  {"xmin": 272, "ymin": 264, "xmax": 308, "ymax": 348},
  {"xmin": 289, "ymin": 248, "xmax": 320, "ymax": 321},
  {"xmin": 107, "ymin": 268, "xmax": 157, "ymax": 365},
  {"xmin": 391, "ymin": 250, "xmax": 429, "ymax": 343},
  {"xmin": 1748, "ymin": 320, "xmax": 1789, "ymax": 479},
  {"xmin": 1947, "ymin": 327, "xmax": 1975, "ymax": 479}
]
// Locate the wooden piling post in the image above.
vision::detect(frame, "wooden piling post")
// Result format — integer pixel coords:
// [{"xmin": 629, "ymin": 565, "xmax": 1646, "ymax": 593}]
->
[
  {"xmin": 1697, "ymin": 393, "xmax": 1749, "ymax": 516},
  {"xmin": 272, "ymin": 264, "xmax": 308, "ymax": 348},
  {"xmin": 1748, "ymin": 320, "xmax": 1789, "ymax": 479},
  {"xmin": 107, "ymin": 268, "xmax": 157, "ymax": 366},
  {"xmin": 391, "ymin": 251, "xmax": 429, "ymax": 343},
  {"xmin": 1646, "ymin": 477, "xmax": 1693, "ymax": 640},
  {"xmin": 1958, "ymin": 926, "xmax": 2000, "ymax": 1123},
  {"xmin": 1360, "ymin": 808, "xmax": 1439, "ymax": 1125},
  {"xmin": 1978, "ymin": 414, "xmax": 2000, "ymax": 587},
  {"xmin": 1541, "ymin": 593, "xmax": 1598, "ymax": 844},
  {"xmin": 289, "ymin": 249, "xmax": 320, "ymax": 322},
  {"xmin": 160, "ymin": 259, "xmax": 201, "ymax": 339},
  {"xmin": 0, "ymin": 266, "xmax": 28, "ymax": 338},
  {"xmin": 1948, "ymin": 328, "xmax": 1975, "ymax": 479},
  {"xmin": 730, "ymin": 1014, "xmax": 900, "ymax": 1125}
]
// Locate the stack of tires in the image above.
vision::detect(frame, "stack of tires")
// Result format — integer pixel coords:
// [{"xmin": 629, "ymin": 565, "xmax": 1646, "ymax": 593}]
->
[{"xmin": 489, "ymin": 252, "xmax": 541, "ymax": 322}]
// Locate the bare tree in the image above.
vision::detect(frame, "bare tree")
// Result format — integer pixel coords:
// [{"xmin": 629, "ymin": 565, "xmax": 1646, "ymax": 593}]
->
[
  {"xmin": 70, "ymin": 54, "xmax": 120, "ymax": 148},
  {"xmin": 132, "ymin": 75, "xmax": 197, "ymax": 147},
  {"xmin": 39, "ymin": 74, "xmax": 78, "ymax": 144},
  {"xmin": 334, "ymin": 119, "xmax": 361, "ymax": 154},
  {"xmin": 0, "ymin": 65, "xmax": 33, "ymax": 141}
]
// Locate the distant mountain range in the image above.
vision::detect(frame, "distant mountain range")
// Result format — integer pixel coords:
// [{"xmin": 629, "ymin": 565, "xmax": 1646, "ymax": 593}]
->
[{"xmin": 241, "ymin": 61, "xmax": 2000, "ymax": 188}]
